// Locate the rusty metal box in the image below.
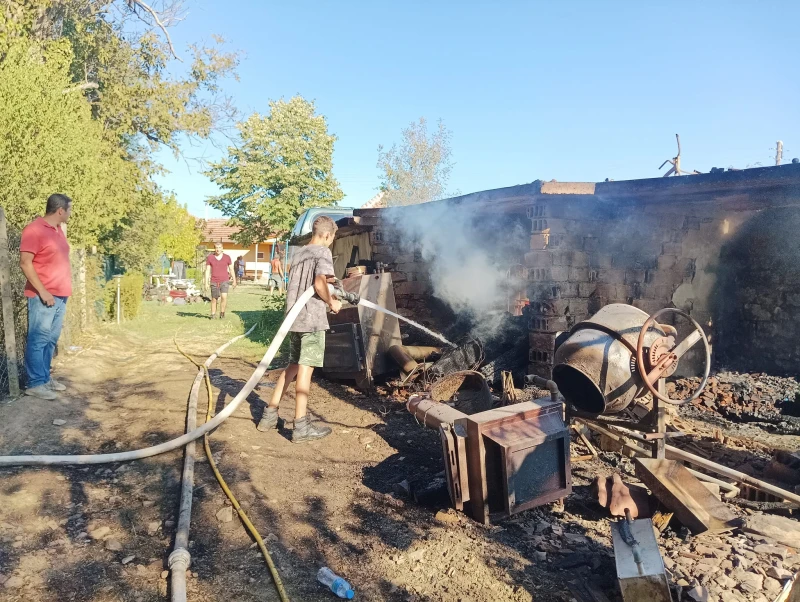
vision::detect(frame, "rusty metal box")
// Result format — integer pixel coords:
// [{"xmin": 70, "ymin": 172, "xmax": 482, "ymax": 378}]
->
[{"xmin": 458, "ymin": 399, "xmax": 571, "ymax": 523}]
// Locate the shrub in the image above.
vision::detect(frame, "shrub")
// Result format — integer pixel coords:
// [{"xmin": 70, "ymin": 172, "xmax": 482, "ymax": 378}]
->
[{"xmin": 106, "ymin": 272, "xmax": 145, "ymax": 321}]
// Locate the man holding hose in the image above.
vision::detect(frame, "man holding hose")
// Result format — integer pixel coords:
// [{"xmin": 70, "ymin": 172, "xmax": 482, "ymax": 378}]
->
[{"xmin": 257, "ymin": 216, "xmax": 341, "ymax": 442}]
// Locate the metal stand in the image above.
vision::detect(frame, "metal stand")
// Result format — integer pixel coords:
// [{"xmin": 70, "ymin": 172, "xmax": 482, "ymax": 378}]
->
[{"xmin": 568, "ymin": 378, "xmax": 669, "ymax": 460}]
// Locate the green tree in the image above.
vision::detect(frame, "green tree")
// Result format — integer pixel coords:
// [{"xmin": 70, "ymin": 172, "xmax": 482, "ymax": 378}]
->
[
  {"xmin": 158, "ymin": 196, "xmax": 202, "ymax": 261},
  {"xmin": 0, "ymin": 38, "xmax": 139, "ymax": 246},
  {"xmin": 377, "ymin": 117, "xmax": 455, "ymax": 206},
  {"xmin": 0, "ymin": 0, "xmax": 238, "ymax": 271},
  {"xmin": 205, "ymin": 96, "xmax": 343, "ymax": 245}
]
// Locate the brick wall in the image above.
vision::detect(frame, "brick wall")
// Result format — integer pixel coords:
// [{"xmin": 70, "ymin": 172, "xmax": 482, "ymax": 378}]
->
[{"xmin": 361, "ymin": 200, "xmax": 800, "ymax": 378}]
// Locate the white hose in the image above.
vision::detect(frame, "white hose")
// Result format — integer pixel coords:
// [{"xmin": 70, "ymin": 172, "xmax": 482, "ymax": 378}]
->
[
  {"xmin": 0, "ymin": 286, "xmax": 317, "ymax": 466},
  {"xmin": 170, "ymin": 322, "xmax": 259, "ymax": 602}
]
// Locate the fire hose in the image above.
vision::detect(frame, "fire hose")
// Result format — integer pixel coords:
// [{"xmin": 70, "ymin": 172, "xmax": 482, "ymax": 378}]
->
[
  {"xmin": 0, "ymin": 286, "xmax": 317, "ymax": 467},
  {"xmin": 0, "ymin": 284, "xmax": 360, "ymax": 601},
  {"xmin": 175, "ymin": 338, "xmax": 289, "ymax": 602}
]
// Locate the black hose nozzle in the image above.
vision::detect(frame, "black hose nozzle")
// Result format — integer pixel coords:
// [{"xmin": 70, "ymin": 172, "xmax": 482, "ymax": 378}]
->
[{"xmin": 331, "ymin": 285, "xmax": 360, "ymax": 305}]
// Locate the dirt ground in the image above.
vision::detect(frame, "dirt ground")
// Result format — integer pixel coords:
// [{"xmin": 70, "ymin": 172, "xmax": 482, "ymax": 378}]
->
[{"xmin": 1, "ymin": 285, "xmax": 798, "ymax": 602}]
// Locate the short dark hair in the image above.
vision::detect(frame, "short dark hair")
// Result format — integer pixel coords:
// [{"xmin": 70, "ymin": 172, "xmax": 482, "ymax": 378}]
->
[
  {"xmin": 46, "ymin": 194, "xmax": 72, "ymax": 215},
  {"xmin": 312, "ymin": 215, "xmax": 338, "ymax": 236}
]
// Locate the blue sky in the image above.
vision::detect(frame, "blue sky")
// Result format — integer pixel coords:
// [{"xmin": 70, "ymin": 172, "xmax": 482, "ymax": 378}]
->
[{"xmin": 154, "ymin": 1, "xmax": 799, "ymax": 219}]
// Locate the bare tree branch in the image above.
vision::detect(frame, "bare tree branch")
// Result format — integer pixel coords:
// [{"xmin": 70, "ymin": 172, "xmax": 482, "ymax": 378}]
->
[{"xmin": 126, "ymin": 0, "xmax": 183, "ymax": 62}]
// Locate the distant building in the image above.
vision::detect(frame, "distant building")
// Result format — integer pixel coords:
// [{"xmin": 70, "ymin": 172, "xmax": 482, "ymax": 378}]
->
[{"xmin": 200, "ymin": 219, "xmax": 277, "ymax": 280}]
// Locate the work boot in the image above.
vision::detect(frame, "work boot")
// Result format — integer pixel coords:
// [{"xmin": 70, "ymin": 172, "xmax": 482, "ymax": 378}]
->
[
  {"xmin": 47, "ymin": 378, "xmax": 67, "ymax": 391},
  {"xmin": 25, "ymin": 384, "xmax": 58, "ymax": 400},
  {"xmin": 220, "ymin": 312, "xmax": 225, "ymax": 319},
  {"xmin": 256, "ymin": 406, "xmax": 280, "ymax": 432},
  {"xmin": 292, "ymin": 414, "xmax": 331, "ymax": 443}
]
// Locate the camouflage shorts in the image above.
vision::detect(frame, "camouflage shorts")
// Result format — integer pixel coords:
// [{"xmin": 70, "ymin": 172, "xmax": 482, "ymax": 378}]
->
[{"xmin": 288, "ymin": 331, "xmax": 326, "ymax": 368}]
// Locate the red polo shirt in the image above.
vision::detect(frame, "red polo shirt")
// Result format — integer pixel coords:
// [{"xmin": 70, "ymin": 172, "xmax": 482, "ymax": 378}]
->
[{"xmin": 20, "ymin": 217, "xmax": 72, "ymax": 298}]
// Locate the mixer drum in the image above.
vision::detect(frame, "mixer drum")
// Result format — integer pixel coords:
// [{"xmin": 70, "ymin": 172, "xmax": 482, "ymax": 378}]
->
[{"xmin": 552, "ymin": 304, "xmax": 668, "ymax": 414}]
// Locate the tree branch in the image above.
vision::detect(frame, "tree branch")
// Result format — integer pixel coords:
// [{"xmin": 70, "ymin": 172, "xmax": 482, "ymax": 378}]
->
[
  {"xmin": 62, "ymin": 82, "xmax": 100, "ymax": 94},
  {"xmin": 126, "ymin": 0, "xmax": 183, "ymax": 62}
]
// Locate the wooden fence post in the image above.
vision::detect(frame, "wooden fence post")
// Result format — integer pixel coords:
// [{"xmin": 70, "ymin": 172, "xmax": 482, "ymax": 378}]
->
[{"xmin": 0, "ymin": 208, "xmax": 20, "ymax": 397}]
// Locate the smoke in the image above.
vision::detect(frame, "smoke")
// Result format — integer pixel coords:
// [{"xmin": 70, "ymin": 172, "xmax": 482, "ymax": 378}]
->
[{"xmin": 383, "ymin": 200, "xmax": 528, "ymax": 341}]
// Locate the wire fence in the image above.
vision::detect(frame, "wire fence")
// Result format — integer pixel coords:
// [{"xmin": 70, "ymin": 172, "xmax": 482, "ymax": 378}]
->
[
  {"xmin": 0, "ymin": 209, "xmax": 106, "ymax": 399},
  {"xmin": 0, "ymin": 212, "xmax": 28, "ymax": 398}
]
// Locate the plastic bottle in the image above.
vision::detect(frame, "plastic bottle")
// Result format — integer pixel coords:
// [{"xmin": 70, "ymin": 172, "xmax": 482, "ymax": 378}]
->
[{"xmin": 317, "ymin": 567, "xmax": 355, "ymax": 599}]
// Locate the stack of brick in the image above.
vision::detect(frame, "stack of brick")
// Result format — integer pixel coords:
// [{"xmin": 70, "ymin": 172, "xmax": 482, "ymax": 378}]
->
[
  {"xmin": 365, "ymin": 222, "xmax": 435, "ymax": 322},
  {"xmin": 523, "ymin": 200, "xmax": 722, "ymax": 378}
]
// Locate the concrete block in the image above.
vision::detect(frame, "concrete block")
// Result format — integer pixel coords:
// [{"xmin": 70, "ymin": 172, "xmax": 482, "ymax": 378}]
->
[
  {"xmin": 650, "ymin": 269, "xmax": 681, "ymax": 287},
  {"xmin": 549, "ymin": 266, "xmax": 570, "ymax": 281},
  {"xmin": 625, "ymin": 269, "xmax": 646, "ymax": 284},
  {"xmin": 632, "ymin": 299, "xmax": 665, "ymax": 315},
  {"xmin": 569, "ymin": 251, "xmax": 590, "ymax": 267},
  {"xmin": 527, "ymin": 204, "xmax": 547, "ymax": 219},
  {"xmin": 529, "ymin": 348, "xmax": 553, "ymax": 364},
  {"xmin": 569, "ymin": 267, "xmax": 590, "ymax": 281},
  {"xmin": 530, "ymin": 298, "xmax": 588, "ymax": 316},
  {"xmin": 683, "ymin": 216, "xmax": 701, "ymax": 230},
  {"xmin": 390, "ymin": 272, "xmax": 409, "ymax": 283},
  {"xmin": 662, "ymin": 242, "xmax": 682, "ymax": 255},
  {"xmin": 597, "ymin": 269, "xmax": 626, "ymax": 284},
  {"xmin": 524, "ymin": 250, "xmax": 553, "ymax": 267},
  {"xmin": 583, "ymin": 236, "xmax": 599, "ymax": 252},
  {"xmin": 394, "ymin": 281, "xmax": 430, "ymax": 296},
  {"xmin": 527, "ymin": 362, "xmax": 553, "ymax": 379},
  {"xmin": 578, "ymin": 282, "xmax": 597, "ymax": 298},
  {"xmin": 657, "ymin": 255, "xmax": 678, "ymax": 270},
  {"xmin": 590, "ymin": 254, "xmax": 614, "ymax": 269},
  {"xmin": 530, "ymin": 233, "xmax": 549, "ymax": 249},
  {"xmin": 530, "ymin": 218, "xmax": 549, "ymax": 233},
  {"xmin": 529, "ymin": 332, "xmax": 558, "ymax": 354},
  {"xmin": 528, "ymin": 314, "xmax": 570, "ymax": 333},
  {"xmin": 528, "ymin": 267, "xmax": 551, "ymax": 282}
]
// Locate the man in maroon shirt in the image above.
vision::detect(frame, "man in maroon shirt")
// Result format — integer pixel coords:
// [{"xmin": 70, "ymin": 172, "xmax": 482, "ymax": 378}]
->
[
  {"xmin": 204, "ymin": 242, "xmax": 237, "ymax": 319},
  {"xmin": 19, "ymin": 194, "xmax": 72, "ymax": 400}
]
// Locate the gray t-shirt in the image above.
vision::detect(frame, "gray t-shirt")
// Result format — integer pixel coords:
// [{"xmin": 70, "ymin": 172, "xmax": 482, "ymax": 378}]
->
[{"xmin": 286, "ymin": 244, "xmax": 335, "ymax": 333}]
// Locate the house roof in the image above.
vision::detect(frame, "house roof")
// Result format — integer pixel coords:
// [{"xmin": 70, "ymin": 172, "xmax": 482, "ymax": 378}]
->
[
  {"xmin": 201, "ymin": 219, "xmax": 240, "ymax": 243},
  {"xmin": 200, "ymin": 219, "xmax": 280, "ymax": 245}
]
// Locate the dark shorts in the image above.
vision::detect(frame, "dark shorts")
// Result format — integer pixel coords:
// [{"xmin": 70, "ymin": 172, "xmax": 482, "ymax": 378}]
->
[
  {"xmin": 288, "ymin": 331, "xmax": 326, "ymax": 367},
  {"xmin": 210, "ymin": 281, "xmax": 230, "ymax": 299}
]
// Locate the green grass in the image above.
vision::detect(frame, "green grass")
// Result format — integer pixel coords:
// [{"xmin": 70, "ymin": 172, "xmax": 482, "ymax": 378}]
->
[{"xmin": 120, "ymin": 283, "xmax": 288, "ymax": 362}]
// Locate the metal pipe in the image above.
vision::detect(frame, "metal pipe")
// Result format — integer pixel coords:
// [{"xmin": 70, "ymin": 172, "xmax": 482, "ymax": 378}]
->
[
  {"xmin": 665, "ymin": 445, "xmax": 800, "ymax": 505},
  {"xmin": 403, "ymin": 346, "xmax": 441, "ymax": 361},
  {"xmin": 578, "ymin": 420, "xmax": 768, "ymax": 501},
  {"xmin": 389, "ymin": 345, "xmax": 417, "ymax": 374},
  {"xmin": 407, "ymin": 395, "xmax": 467, "ymax": 429},
  {"xmin": 169, "ymin": 367, "xmax": 202, "ymax": 602},
  {"xmin": 0, "ymin": 286, "xmax": 318, "ymax": 466},
  {"xmin": 525, "ymin": 374, "xmax": 560, "ymax": 402}
]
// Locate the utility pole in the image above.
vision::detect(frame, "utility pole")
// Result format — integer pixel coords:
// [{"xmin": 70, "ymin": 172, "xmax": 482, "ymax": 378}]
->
[{"xmin": 776, "ymin": 140, "xmax": 784, "ymax": 166}]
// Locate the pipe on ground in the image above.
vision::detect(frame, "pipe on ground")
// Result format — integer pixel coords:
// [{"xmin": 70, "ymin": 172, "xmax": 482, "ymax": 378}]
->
[
  {"xmin": 389, "ymin": 345, "xmax": 418, "ymax": 374},
  {"xmin": 525, "ymin": 374, "xmax": 560, "ymax": 402},
  {"xmin": 0, "ymin": 285, "xmax": 316, "ymax": 466},
  {"xmin": 406, "ymin": 395, "xmax": 467, "ymax": 429},
  {"xmin": 170, "ymin": 324, "xmax": 257, "ymax": 602}
]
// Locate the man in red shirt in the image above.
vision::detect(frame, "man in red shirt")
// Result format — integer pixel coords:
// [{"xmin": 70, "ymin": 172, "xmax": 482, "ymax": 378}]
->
[
  {"xmin": 19, "ymin": 194, "xmax": 73, "ymax": 400},
  {"xmin": 204, "ymin": 242, "xmax": 236, "ymax": 319}
]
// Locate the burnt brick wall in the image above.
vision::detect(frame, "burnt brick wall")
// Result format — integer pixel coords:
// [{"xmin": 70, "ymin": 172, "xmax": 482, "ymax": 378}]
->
[{"xmin": 362, "ymin": 200, "xmax": 800, "ymax": 378}]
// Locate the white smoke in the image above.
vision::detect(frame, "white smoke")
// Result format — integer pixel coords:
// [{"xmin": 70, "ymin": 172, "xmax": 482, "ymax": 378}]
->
[{"xmin": 383, "ymin": 200, "xmax": 528, "ymax": 341}]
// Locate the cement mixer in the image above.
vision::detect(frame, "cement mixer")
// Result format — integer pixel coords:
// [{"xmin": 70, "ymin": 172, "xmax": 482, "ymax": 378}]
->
[{"xmin": 551, "ymin": 304, "xmax": 711, "ymax": 458}]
